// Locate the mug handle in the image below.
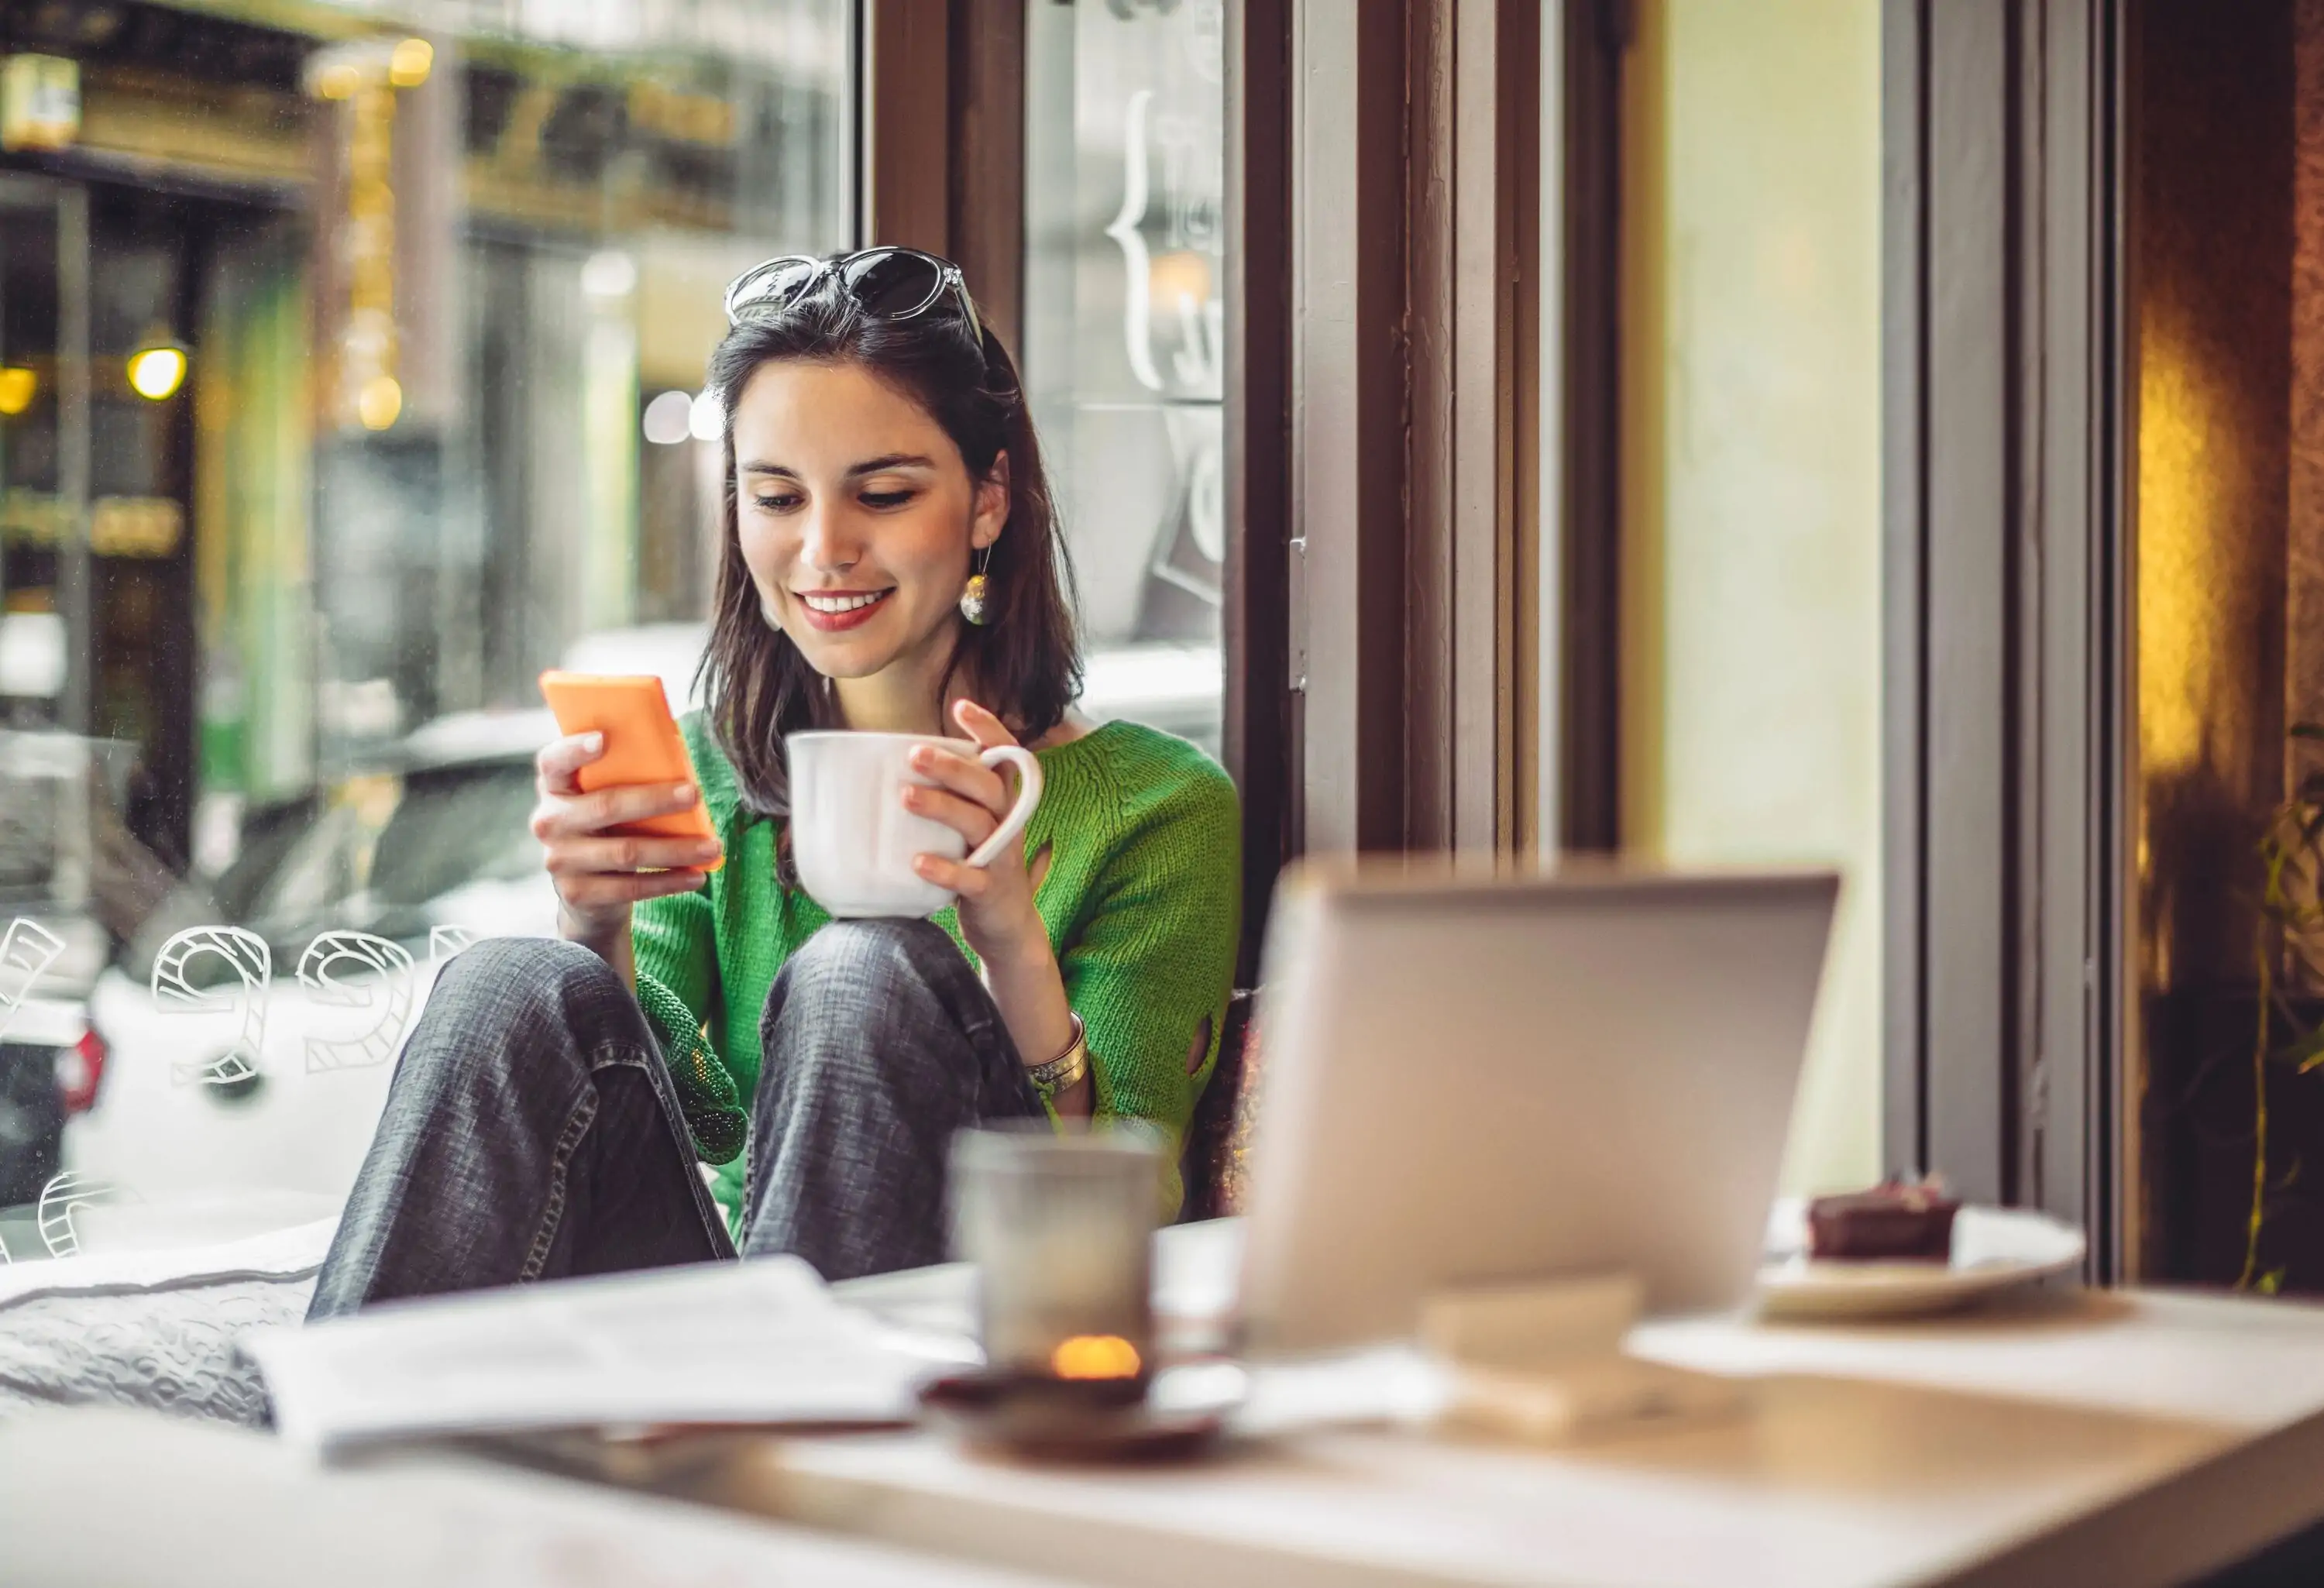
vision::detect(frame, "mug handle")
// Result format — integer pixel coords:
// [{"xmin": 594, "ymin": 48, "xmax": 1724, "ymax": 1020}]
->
[{"xmin": 964, "ymin": 745, "xmax": 1043, "ymax": 869}]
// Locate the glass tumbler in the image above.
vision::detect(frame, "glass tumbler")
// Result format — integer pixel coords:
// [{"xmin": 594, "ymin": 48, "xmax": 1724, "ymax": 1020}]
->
[{"xmin": 950, "ymin": 1125, "xmax": 1163, "ymax": 1386}]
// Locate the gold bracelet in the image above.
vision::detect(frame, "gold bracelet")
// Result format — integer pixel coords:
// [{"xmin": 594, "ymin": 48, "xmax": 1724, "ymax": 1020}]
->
[{"xmin": 1026, "ymin": 1013, "xmax": 1088, "ymax": 1095}]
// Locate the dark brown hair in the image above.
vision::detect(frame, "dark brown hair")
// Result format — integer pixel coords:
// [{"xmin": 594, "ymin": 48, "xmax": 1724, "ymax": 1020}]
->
[{"xmin": 696, "ymin": 260, "xmax": 1081, "ymax": 820}]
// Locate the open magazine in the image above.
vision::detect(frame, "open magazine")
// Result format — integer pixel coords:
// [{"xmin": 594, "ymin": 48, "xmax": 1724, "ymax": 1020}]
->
[{"xmin": 244, "ymin": 1256, "xmax": 948, "ymax": 1457}]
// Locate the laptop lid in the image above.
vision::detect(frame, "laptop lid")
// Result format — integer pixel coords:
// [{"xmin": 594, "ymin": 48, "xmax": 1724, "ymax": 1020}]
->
[{"xmin": 1237, "ymin": 862, "xmax": 1839, "ymax": 1354}]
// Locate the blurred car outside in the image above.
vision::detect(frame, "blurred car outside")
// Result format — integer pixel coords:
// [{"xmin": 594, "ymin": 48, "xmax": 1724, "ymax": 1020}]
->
[{"xmin": 1, "ymin": 725, "xmax": 139, "ymax": 1216}]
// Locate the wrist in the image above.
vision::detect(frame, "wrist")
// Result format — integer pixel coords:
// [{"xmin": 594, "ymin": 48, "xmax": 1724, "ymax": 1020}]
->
[
  {"xmin": 558, "ymin": 901, "xmax": 628, "ymax": 951},
  {"xmin": 978, "ymin": 917, "xmax": 1055, "ymax": 976}
]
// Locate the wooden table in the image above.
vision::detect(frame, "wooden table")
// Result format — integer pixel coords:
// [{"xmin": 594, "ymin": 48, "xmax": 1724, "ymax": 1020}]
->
[
  {"xmin": 0, "ymin": 1405, "xmax": 1095, "ymax": 1588},
  {"xmin": 601, "ymin": 1222, "xmax": 2324, "ymax": 1588}
]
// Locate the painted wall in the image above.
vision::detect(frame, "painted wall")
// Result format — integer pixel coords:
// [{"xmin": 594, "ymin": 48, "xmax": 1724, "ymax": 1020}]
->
[{"xmin": 1621, "ymin": 0, "xmax": 1884, "ymax": 1193}]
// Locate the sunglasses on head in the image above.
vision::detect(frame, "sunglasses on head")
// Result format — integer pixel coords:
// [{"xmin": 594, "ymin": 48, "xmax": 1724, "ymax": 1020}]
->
[{"xmin": 722, "ymin": 247, "xmax": 985, "ymax": 348}]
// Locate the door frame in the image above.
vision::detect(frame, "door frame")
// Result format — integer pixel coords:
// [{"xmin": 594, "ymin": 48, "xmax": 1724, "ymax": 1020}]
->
[{"xmin": 1285, "ymin": 0, "xmax": 1546, "ymax": 860}]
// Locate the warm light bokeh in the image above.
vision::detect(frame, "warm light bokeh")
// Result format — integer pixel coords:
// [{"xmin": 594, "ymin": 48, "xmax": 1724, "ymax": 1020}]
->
[
  {"xmin": 356, "ymin": 375, "xmax": 402, "ymax": 431},
  {"xmin": 1050, "ymin": 1335, "xmax": 1143, "ymax": 1381},
  {"xmin": 125, "ymin": 346, "xmax": 187, "ymax": 401},
  {"xmin": 387, "ymin": 39, "xmax": 433, "ymax": 90}
]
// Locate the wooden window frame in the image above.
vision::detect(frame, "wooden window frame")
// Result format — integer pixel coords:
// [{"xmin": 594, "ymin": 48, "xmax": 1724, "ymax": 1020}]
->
[
  {"xmin": 858, "ymin": 0, "xmax": 1025, "ymax": 346},
  {"xmin": 1286, "ymin": 0, "xmax": 1547, "ymax": 861},
  {"xmin": 1884, "ymin": 0, "xmax": 2131, "ymax": 1277},
  {"xmin": 1557, "ymin": 0, "xmax": 1628, "ymax": 854},
  {"xmin": 1227, "ymin": 0, "xmax": 1297, "ymax": 978}
]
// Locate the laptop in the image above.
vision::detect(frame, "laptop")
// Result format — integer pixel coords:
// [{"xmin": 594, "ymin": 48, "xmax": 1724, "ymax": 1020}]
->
[{"xmin": 1236, "ymin": 861, "xmax": 1839, "ymax": 1354}]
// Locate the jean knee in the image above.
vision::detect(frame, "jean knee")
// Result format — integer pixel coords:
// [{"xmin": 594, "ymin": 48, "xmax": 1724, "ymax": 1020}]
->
[
  {"xmin": 759, "ymin": 919, "xmax": 972, "ymax": 1071},
  {"xmin": 784, "ymin": 916, "xmax": 950, "ymax": 977},
  {"xmin": 416, "ymin": 936, "xmax": 622, "ymax": 1077},
  {"xmin": 434, "ymin": 935, "xmax": 614, "ymax": 1005},
  {"xmin": 782, "ymin": 919, "xmax": 970, "ymax": 1010}
]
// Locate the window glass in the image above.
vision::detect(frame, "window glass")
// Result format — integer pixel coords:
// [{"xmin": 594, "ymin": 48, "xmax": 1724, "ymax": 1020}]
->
[
  {"xmin": 1022, "ymin": 0, "xmax": 1226, "ymax": 762},
  {"xmin": 0, "ymin": 0, "xmax": 851, "ymax": 1252}
]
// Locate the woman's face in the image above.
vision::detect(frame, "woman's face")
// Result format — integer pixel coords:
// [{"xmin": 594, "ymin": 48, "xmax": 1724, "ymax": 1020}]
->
[{"xmin": 730, "ymin": 358, "xmax": 1008, "ymax": 686}]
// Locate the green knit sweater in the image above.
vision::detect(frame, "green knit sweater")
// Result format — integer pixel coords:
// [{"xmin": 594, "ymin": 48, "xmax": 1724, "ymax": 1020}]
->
[{"xmin": 631, "ymin": 714, "xmax": 1242, "ymax": 1235}]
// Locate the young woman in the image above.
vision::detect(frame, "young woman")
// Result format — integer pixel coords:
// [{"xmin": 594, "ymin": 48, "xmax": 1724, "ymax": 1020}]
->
[{"xmin": 308, "ymin": 249, "xmax": 1240, "ymax": 1313}]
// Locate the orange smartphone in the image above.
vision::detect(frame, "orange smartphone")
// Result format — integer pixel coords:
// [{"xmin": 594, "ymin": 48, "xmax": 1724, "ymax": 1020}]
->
[{"xmin": 538, "ymin": 671, "xmax": 724, "ymax": 873}]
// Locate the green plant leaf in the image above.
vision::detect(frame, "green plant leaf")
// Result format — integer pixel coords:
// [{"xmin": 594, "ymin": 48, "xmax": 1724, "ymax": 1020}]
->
[
  {"xmin": 2278, "ymin": 1026, "xmax": 2324, "ymax": 1072},
  {"xmin": 2266, "ymin": 847, "xmax": 2295, "ymax": 902}
]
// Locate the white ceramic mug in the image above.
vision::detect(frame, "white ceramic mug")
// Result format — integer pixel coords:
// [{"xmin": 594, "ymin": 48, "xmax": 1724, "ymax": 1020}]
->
[{"xmin": 786, "ymin": 731, "xmax": 1043, "ymax": 919}]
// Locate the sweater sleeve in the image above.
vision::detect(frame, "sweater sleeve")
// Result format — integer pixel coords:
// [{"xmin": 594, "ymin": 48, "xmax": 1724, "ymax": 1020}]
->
[
  {"xmin": 632, "ymin": 880, "xmax": 749, "ymax": 1166},
  {"xmin": 1063, "ymin": 751, "xmax": 1242, "ymax": 1216}
]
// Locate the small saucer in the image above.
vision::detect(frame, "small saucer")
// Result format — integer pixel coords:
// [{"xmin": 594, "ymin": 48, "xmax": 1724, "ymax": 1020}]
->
[{"xmin": 916, "ymin": 1363, "xmax": 1243, "ymax": 1463}]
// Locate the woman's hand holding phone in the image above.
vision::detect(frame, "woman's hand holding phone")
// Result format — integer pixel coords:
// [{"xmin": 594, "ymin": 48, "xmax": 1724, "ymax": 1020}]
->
[{"xmin": 531, "ymin": 733, "xmax": 723, "ymax": 946}]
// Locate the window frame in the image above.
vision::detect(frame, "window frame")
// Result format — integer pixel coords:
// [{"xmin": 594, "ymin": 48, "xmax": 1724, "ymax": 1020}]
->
[{"xmin": 1882, "ymin": 0, "xmax": 2130, "ymax": 1277}]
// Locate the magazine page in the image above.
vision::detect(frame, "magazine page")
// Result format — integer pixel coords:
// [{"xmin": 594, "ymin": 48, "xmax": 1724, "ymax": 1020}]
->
[{"xmin": 246, "ymin": 1256, "xmax": 925, "ymax": 1456}]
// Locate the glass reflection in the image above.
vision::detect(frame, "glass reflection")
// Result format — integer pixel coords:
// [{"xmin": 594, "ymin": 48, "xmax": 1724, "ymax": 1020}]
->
[
  {"xmin": 1023, "ymin": 0, "xmax": 1228, "ymax": 761},
  {"xmin": 0, "ymin": 0, "xmax": 852, "ymax": 1236}
]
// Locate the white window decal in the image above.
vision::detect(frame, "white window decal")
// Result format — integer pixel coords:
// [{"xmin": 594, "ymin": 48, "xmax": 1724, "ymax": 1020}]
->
[
  {"xmin": 36, "ymin": 1171, "xmax": 119, "ymax": 1259},
  {"xmin": 0, "ymin": 916, "xmax": 64, "ymax": 1041},
  {"xmin": 298, "ymin": 930, "xmax": 415, "ymax": 1073},
  {"xmin": 1105, "ymin": 89, "xmax": 1164, "ymax": 394},
  {"xmin": 152, "ymin": 926, "xmax": 272, "ymax": 1087}
]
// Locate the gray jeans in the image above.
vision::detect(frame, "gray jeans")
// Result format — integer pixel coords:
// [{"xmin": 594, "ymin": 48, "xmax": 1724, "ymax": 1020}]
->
[{"xmin": 307, "ymin": 919, "xmax": 1038, "ymax": 1318}]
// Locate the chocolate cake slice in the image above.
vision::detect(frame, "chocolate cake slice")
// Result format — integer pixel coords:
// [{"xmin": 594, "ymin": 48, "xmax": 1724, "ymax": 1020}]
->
[{"xmin": 1806, "ymin": 1178, "xmax": 1960, "ymax": 1262}]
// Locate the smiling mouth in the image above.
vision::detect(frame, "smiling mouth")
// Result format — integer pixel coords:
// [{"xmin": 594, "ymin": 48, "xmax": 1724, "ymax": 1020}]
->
[{"xmin": 797, "ymin": 589, "xmax": 893, "ymax": 614}]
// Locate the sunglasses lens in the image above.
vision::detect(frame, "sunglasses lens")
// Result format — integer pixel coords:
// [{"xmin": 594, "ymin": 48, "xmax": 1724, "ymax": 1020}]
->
[
  {"xmin": 732, "ymin": 257, "xmax": 821, "ymax": 317},
  {"xmin": 842, "ymin": 249, "xmax": 944, "ymax": 318}
]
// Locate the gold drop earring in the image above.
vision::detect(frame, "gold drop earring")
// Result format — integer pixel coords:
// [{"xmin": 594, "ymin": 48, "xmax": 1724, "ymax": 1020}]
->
[{"xmin": 960, "ymin": 545, "xmax": 993, "ymax": 626}]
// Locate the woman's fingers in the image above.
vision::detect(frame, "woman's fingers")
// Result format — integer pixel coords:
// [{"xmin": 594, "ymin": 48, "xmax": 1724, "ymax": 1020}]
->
[
  {"xmin": 556, "ymin": 867, "xmax": 710, "ymax": 909},
  {"xmin": 531, "ymin": 781, "xmax": 698, "ymax": 842},
  {"xmin": 909, "ymin": 744, "xmax": 1007, "ymax": 813},
  {"xmin": 903, "ymin": 784, "xmax": 998, "ymax": 847},
  {"xmin": 951, "ymin": 698, "xmax": 1019, "ymax": 750},
  {"xmin": 536, "ymin": 732, "xmax": 606, "ymax": 797},
  {"xmin": 531, "ymin": 743, "xmax": 716, "ymax": 922},
  {"xmin": 913, "ymin": 853, "xmax": 989, "ymax": 899},
  {"xmin": 545, "ymin": 834, "xmax": 724, "ymax": 877}
]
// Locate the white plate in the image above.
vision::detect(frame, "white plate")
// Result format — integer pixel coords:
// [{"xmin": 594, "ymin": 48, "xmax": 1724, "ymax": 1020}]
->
[{"xmin": 1756, "ymin": 1199, "xmax": 2088, "ymax": 1321}]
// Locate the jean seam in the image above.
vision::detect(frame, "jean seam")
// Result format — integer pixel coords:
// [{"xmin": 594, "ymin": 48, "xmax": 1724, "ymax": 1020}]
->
[
  {"xmin": 517, "ymin": 1040, "xmax": 683, "ymax": 1283},
  {"xmin": 519, "ymin": 1088, "xmax": 599, "ymax": 1283}
]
